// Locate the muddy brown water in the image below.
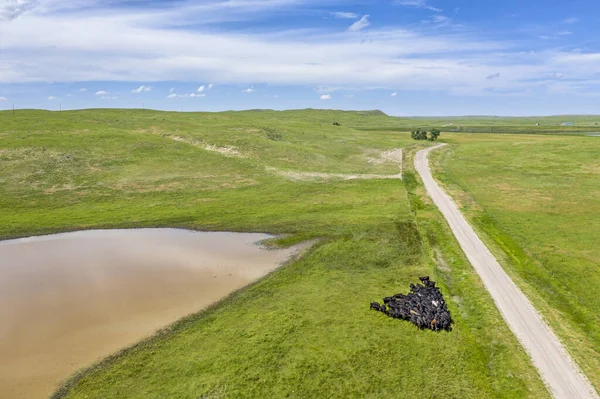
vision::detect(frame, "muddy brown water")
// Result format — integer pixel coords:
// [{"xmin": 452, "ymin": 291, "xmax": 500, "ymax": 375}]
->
[{"xmin": 0, "ymin": 229, "xmax": 307, "ymax": 399}]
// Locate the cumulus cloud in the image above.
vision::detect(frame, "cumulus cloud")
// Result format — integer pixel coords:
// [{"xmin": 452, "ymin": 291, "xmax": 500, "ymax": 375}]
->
[
  {"xmin": 347, "ymin": 15, "xmax": 369, "ymax": 32},
  {"xmin": 0, "ymin": 0, "xmax": 39, "ymax": 21},
  {"xmin": 197, "ymin": 85, "xmax": 205, "ymax": 92},
  {"xmin": 208, "ymin": 83, "xmax": 214, "ymax": 89},
  {"xmin": 395, "ymin": 0, "xmax": 442, "ymax": 12},
  {"xmin": 167, "ymin": 93, "xmax": 177, "ymax": 98},
  {"xmin": 132, "ymin": 85, "xmax": 151, "ymax": 93},
  {"xmin": 243, "ymin": 88, "xmax": 255, "ymax": 93},
  {"xmin": 95, "ymin": 90, "xmax": 108, "ymax": 95},
  {"xmin": 48, "ymin": 96, "xmax": 58, "ymax": 100},
  {"xmin": 320, "ymin": 94, "xmax": 332, "ymax": 100},
  {"xmin": 333, "ymin": 12, "xmax": 358, "ymax": 19},
  {"xmin": 486, "ymin": 72, "xmax": 500, "ymax": 80},
  {"xmin": 0, "ymin": 96, "xmax": 8, "ymax": 101},
  {"xmin": 391, "ymin": 92, "xmax": 397, "ymax": 96}
]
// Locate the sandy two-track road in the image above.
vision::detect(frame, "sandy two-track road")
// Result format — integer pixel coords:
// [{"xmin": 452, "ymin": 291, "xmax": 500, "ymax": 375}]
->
[{"xmin": 415, "ymin": 144, "xmax": 598, "ymax": 399}]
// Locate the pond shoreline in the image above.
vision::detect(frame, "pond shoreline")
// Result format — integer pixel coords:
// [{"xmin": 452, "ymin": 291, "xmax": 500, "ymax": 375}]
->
[{"xmin": 0, "ymin": 228, "xmax": 313, "ymax": 399}]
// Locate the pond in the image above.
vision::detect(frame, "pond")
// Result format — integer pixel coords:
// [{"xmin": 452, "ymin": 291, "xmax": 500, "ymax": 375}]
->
[{"xmin": 0, "ymin": 229, "xmax": 307, "ymax": 399}]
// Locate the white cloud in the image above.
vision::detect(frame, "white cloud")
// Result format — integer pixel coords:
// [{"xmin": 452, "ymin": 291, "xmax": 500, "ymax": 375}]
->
[
  {"xmin": 557, "ymin": 30, "xmax": 573, "ymax": 36},
  {"xmin": 48, "ymin": 96, "xmax": 58, "ymax": 100},
  {"xmin": 431, "ymin": 15, "xmax": 452, "ymax": 26},
  {"xmin": 320, "ymin": 94, "xmax": 332, "ymax": 100},
  {"xmin": 1, "ymin": 0, "xmax": 39, "ymax": 21},
  {"xmin": 315, "ymin": 86, "xmax": 344, "ymax": 94},
  {"xmin": 208, "ymin": 83, "xmax": 214, "ymax": 89},
  {"xmin": 132, "ymin": 85, "xmax": 151, "ymax": 93},
  {"xmin": 95, "ymin": 90, "xmax": 108, "ymax": 95},
  {"xmin": 564, "ymin": 17, "xmax": 578, "ymax": 24},
  {"xmin": 167, "ymin": 92, "xmax": 205, "ymax": 98},
  {"xmin": 100, "ymin": 96, "xmax": 118, "ymax": 99},
  {"xmin": 243, "ymin": 88, "xmax": 255, "ymax": 93},
  {"xmin": 391, "ymin": 92, "xmax": 397, "ymax": 96},
  {"xmin": 197, "ymin": 85, "xmax": 205, "ymax": 92},
  {"xmin": 347, "ymin": 15, "xmax": 369, "ymax": 32},
  {"xmin": 273, "ymin": 94, "xmax": 279, "ymax": 98},
  {"xmin": 169, "ymin": 87, "xmax": 175, "ymax": 93},
  {"xmin": 0, "ymin": 4, "xmax": 509, "ymax": 93},
  {"xmin": 0, "ymin": 0, "xmax": 596, "ymax": 98},
  {"xmin": 345, "ymin": 94, "xmax": 355, "ymax": 98},
  {"xmin": 333, "ymin": 12, "xmax": 358, "ymax": 19},
  {"xmin": 79, "ymin": 88, "xmax": 87, "ymax": 92},
  {"xmin": 538, "ymin": 30, "xmax": 573, "ymax": 40},
  {"xmin": 395, "ymin": 0, "xmax": 442, "ymax": 12},
  {"xmin": 546, "ymin": 72, "xmax": 564, "ymax": 79},
  {"xmin": 0, "ymin": 96, "xmax": 8, "ymax": 101},
  {"xmin": 486, "ymin": 72, "xmax": 500, "ymax": 80}
]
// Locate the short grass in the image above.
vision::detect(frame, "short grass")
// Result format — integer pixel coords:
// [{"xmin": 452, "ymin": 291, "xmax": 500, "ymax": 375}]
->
[
  {"xmin": 429, "ymin": 133, "xmax": 600, "ymax": 391},
  {"xmin": 0, "ymin": 109, "xmax": 548, "ymax": 398},
  {"xmin": 0, "ymin": 109, "xmax": 414, "ymax": 239},
  {"xmin": 360, "ymin": 114, "xmax": 600, "ymax": 135}
]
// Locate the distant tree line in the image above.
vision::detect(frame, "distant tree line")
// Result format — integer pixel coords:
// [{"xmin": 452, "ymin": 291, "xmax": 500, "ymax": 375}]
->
[{"xmin": 411, "ymin": 128, "xmax": 440, "ymax": 141}]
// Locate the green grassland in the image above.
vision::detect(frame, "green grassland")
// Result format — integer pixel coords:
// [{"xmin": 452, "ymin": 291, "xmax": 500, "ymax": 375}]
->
[
  {"xmin": 428, "ymin": 133, "xmax": 600, "ymax": 390},
  {"xmin": 1, "ymin": 109, "xmax": 549, "ymax": 398},
  {"xmin": 363, "ymin": 114, "xmax": 600, "ymax": 135}
]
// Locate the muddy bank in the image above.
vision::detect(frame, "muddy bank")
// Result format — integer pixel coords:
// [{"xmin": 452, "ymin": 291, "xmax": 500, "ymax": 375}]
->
[{"xmin": 0, "ymin": 229, "xmax": 307, "ymax": 399}]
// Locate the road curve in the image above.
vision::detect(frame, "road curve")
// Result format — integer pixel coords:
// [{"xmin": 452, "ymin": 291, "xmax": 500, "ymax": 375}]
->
[{"xmin": 415, "ymin": 144, "xmax": 598, "ymax": 399}]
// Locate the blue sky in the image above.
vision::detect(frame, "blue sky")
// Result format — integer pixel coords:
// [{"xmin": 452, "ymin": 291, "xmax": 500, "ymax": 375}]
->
[{"xmin": 1, "ymin": 0, "xmax": 600, "ymax": 115}]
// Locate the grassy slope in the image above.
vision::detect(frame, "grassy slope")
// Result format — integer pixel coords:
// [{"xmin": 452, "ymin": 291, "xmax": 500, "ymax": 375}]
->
[
  {"xmin": 429, "ymin": 133, "xmax": 600, "ymax": 390},
  {"xmin": 0, "ymin": 109, "xmax": 409, "ymax": 239},
  {"xmin": 0, "ymin": 109, "xmax": 548, "ymax": 398}
]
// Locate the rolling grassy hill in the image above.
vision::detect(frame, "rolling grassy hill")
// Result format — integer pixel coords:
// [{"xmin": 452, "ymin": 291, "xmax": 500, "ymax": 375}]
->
[{"xmin": 1, "ymin": 109, "xmax": 549, "ymax": 398}]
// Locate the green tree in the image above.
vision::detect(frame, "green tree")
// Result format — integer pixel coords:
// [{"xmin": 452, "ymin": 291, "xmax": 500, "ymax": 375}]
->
[
  {"xmin": 411, "ymin": 128, "xmax": 428, "ymax": 141},
  {"xmin": 428, "ymin": 128, "xmax": 441, "ymax": 141}
]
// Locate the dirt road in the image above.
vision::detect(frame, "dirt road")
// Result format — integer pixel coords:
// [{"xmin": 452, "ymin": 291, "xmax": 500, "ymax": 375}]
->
[{"xmin": 415, "ymin": 144, "xmax": 598, "ymax": 399}]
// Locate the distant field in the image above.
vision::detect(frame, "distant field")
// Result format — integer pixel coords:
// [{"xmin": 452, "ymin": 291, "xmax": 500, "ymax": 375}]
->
[
  {"xmin": 1, "ymin": 109, "xmax": 549, "ymax": 398},
  {"xmin": 364, "ymin": 114, "xmax": 600, "ymax": 135},
  {"xmin": 429, "ymin": 133, "xmax": 600, "ymax": 391}
]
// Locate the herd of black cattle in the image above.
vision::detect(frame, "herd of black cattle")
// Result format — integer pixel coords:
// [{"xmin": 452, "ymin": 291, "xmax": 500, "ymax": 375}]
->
[{"xmin": 370, "ymin": 276, "xmax": 453, "ymax": 331}]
